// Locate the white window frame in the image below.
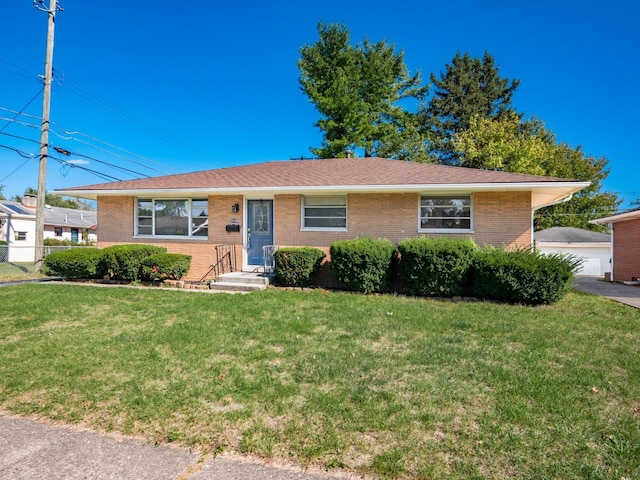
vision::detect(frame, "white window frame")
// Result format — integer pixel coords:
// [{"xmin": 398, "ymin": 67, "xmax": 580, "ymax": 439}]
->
[
  {"xmin": 301, "ymin": 195, "xmax": 348, "ymax": 232},
  {"xmin": 135, "ymin": 198, "xmax": 209, "ymax": 239},
  {"xmin": 15, "ymin": 231, "xmax": 27, "ymax": 241},
  {"xmin": 418, "ymin": 194, "xmax": 473, "ymax": 233}
]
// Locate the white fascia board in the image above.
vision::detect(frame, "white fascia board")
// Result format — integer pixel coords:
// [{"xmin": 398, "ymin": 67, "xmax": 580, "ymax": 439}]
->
[
  {"xmin": 591, "ymin": 209, "xmax": 640, "ymax": 225},
  {"xmin": 55, "ymin": 181, "xmax": 590, "ymax": 202}
]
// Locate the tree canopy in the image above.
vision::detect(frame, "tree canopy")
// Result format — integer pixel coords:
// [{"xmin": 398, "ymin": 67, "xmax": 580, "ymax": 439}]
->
[
  {"xmin": 452, "ymin": 114, "xmax": 620, "ymax": 230},
  {"xmin": 422, "ymin": 51, "xmax": 520, "ymax": 165},
  {"xmin": 298, "ymin": 23, "xmax": 430, "ymax": 160},
  {"xmin": 13, "ymin": 187, "xmax": 92, "ymax": 210},
  {"xmin": 297, "ymin": 26, "xmax": 619, "ymax": 229}
]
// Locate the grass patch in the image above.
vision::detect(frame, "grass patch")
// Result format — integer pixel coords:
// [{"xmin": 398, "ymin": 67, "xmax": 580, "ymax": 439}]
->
[
  {"xmin": 0, "ymin": 262, "xmax": 40, "ymax": 280},
  {"xmin": 0, "ymin": 284, "xmax": 639, "ymax": 478}
]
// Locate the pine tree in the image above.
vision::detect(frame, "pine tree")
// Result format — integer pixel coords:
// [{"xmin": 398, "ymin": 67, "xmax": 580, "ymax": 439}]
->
[{"xmin": 423, "ymin": 51, "xmax": 520, "ymax": 165}]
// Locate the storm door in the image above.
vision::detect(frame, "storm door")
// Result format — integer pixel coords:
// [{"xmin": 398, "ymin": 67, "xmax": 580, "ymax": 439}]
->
[{"xmin": 246, "ymin": 200, "xmax": 273, "ymax": 266}]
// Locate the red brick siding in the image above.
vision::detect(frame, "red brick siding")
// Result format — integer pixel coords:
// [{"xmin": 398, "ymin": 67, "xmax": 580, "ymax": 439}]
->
[{"xmin": 613, "ymin": 218, "xmax": 640, "ymax": 281}]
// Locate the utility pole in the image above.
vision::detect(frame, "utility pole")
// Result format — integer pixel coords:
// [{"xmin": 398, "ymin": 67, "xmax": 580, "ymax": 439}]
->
[{"xmin": 34, "ymin": 0, "xmax": 62, "ymax": 272}]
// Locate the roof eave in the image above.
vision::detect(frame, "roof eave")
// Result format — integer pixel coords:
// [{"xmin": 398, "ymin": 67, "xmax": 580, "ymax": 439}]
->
[{"xmin": 55, "ymin": 181, "xmax": 590, "ymax": 205}]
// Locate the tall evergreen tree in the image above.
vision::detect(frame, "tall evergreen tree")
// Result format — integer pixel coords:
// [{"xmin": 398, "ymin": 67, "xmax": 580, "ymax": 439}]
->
[
  {"xmin": 298, "ymin": 23, "xmax": 429, "ymax": 160},
  {"xmin": 423, "ymin": 51, "xmax": 520, "ymax": 165}
]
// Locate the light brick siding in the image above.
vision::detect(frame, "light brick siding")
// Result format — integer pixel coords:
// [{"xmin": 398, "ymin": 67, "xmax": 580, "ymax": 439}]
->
[
  {"xmin": 613, "ymin": 219, "xmax": 640, "ymax": 281},
  {"xmin": 274, "ymin": 191, "xmax": 531, "ymax": 250},
  {"xmin": 97, "ymin": 191, "xmax": 532, "ymax": 283},
  {"xmin": 473, "ymin": 191, "xmax": 531, "ymax": 248},
  {"xmin": 97, "ymin": 195, "xmax": 244, "ymax": 281}
]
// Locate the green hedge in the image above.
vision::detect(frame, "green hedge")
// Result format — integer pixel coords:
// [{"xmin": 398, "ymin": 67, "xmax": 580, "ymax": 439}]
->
[
  {"xmin": 141, "ymin": 253, "xmax": 192, "ymax": 281},
  {"xmin": 274, "ymin": 247, "xmax": 325, "ymax": 287},
  {"xmin": 472, "ymin": 248, "xmax": 580, "ymax": 305},
  {"xmin": 101, "ymin": 244, "xmax": 167, "ymax": 281},
  {"xmin": 330, "ymin": 237, "xmax": 395, "ymax": 294},
  {"xmin": 42, "ymin": 248, "xmax": 105, "ymax": 279},
  {"xmin": 398, "ymin": 237, "xmax": 477, "ymax": 297}
]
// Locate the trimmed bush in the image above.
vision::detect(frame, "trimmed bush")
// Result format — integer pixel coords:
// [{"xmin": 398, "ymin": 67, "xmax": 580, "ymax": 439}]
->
[
  {"xmin": 141, "ymin": 253, "xmax": 192, "ymax": 281},
  {"xmin": 274, "ymin": 247, "xmax": 325, "ymax": 287},
  {"xmin": 398, "ymin": 237, "xmax": 477, "ymax": 297},
  {"xmin": 330, "ymin": 237, "xmax": 395, "ymax": 293},
  {"xmin": 42, "ymin": 248, "xmax": 105, "ymax": 279},
  {"xmin": 472, "ymin": 247, "xmax": 581, "ymax": 305},
  {"xmin": 44, "ymin": 238, "xmax": 74, "ymax": 246},
  {"xmin": 101, "ymin": 244, "xmax": 166, "ymax": 281}
]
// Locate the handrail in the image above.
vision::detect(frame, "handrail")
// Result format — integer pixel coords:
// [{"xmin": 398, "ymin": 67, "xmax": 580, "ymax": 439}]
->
[{"xmin": 199, "ymin": 244, "xmax": 237, "ymax": 283}]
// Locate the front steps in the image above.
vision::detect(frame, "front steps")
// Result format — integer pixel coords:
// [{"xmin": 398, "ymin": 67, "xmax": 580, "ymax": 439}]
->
[{"xmin": 209, "ymin": 271, "xmax": 275, "ymax": 293}]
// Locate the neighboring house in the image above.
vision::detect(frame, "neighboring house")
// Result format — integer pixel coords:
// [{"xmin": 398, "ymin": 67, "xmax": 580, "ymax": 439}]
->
[
  {"xmin": 534, "ymin": 227, "xmax": 611, "ymax": 276},
  {"xmin": 0, "ymin": 195, "xmax": 97, "ymax": 262},
  {"xmin": 55, "ymin": 157, "xmax": 589, "ymax": 284},
  {"xmin": 592, "ymin": 206, "xmax": 640, "ymax": 282}
]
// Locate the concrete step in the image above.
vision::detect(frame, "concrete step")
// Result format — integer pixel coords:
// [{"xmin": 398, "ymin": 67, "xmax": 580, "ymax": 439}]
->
[
  {"xmin": 214, "ymin": 272, "xmax": 275, "ymax": 285},
  {"xmin": 209, "ymin": 281, "xmax": 267, "ymax": 293},
  {"xmin": 209, "ymin": 272, "xmax": 276, "ymax": 293}
]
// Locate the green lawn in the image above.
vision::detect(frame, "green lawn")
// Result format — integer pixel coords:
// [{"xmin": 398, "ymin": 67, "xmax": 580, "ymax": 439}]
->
[
  {"xmin": 1, "ymin": 284, "xmax": 639, "ymax": 479},
  {"xmin": 0, "ymin": 262, "xmax": 40, "ymax": 280}
]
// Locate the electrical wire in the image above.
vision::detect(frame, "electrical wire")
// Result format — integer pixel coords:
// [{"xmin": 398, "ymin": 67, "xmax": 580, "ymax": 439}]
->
[
  {"xmin": 0, "ymin": 131, "xmax": 41, "ymax": 145},
  {"xmin": 0, "ymin": 89, "xmax": 43, "ymax": 133}
]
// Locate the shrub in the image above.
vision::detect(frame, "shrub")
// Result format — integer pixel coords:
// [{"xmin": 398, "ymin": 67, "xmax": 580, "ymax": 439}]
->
[
  {"xmin": 398, "ymin": 237, "xmax": 477, "ymax": 297},
  {"xmin": 101, "ymin": 244, "xmax": 166, "ymax": 281},
  {"xmin": 42, "ymin": 248, "xmax": 105, "ymax": 279},
  {"xmin": 472, "ymin": 247, "xmax": 580, "ymax": 305},
  {"xmin": 0, "ymin": 240, "xmax": 7, "ymax": 263},
  {"xmin": 141, "ymin": 253, "xmax": 192, "ymax": 281},
  {"xmin": 330, "ymin": 237, "xmax": 395, "ymax": 293},
  {"xmin": 44, "ymin": 238, "xmax": 74, "ymax": 246},
  {"xmin": 274, "ymin": 247, "xmax": 325, "ymax": 287}
]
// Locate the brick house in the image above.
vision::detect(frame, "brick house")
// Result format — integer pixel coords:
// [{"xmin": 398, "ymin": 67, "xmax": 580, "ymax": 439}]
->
[
  {"xmin": 592, "ymin": 207, "xmax": 640, "ymax": 282},
  {"xmin": 56, "ymin": 157, "xmax": 589, "ymax": 283}
]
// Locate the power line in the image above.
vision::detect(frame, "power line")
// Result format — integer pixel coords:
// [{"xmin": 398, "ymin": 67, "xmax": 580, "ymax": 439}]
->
[{"xmin": 0, "ymin": 89, "xmax": 43, "ymax": 133}]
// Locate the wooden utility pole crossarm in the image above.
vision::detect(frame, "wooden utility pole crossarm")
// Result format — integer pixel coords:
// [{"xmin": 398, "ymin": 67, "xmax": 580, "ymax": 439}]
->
[{"xmin": 34, "ymin": 0, "xmax": 61, "ymax": 271}]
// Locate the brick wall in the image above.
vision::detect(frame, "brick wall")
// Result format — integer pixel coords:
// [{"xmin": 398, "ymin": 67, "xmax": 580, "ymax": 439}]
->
[
  {"xmin": 473, "ymin": 191, "xmax": 532, "ymax": 248},
  {"xmin": 613, "ymin": 218, "xmax": 640, "ymax": 281},
  {"xmin": 274, "ymin": 191, "xmax": 531, "ymax": 250},
  {"xmin": 96, "ymin": 191, "xmax": 533, "ymax": 284},
  {"xmin": 97, "ymin": 195, "xmax": 244, "ymax": 281}
]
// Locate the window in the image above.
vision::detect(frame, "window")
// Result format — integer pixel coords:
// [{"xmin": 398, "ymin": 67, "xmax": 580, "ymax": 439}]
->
[
  {"xmin": 15, "ymin": 231, "xmax": 27, "ymax": 241},
  {"xmin": 54, "ymin": 227, "xmax": 63, "ymax": 237},
  {"xmin": 419, "ymin": 195, "xmax": 472, "ymax": 231},
  {"xmin": 302, "ymin": 196, "xmax": 347, "ymax": 230},
  {"xmin": 136, "ymin": 199, "xmax": 208, "ymax": 237}
]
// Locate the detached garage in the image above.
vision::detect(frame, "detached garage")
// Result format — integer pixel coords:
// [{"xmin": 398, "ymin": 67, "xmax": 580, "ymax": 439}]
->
[{"xmin": 534, "ymin": 227, "xmax": 611, "ymax": 276}]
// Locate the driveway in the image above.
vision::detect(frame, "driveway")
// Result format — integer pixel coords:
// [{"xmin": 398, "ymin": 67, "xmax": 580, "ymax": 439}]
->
[{"xmin": 573, "ymin": 276, "xmax": 640, "ymax": 309}]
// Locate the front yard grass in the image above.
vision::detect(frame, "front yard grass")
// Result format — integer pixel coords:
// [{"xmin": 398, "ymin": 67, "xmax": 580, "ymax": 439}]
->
[
  {"xmin": 0, "ymin": 284, "xmax": 639, "ymax": 479},
  {"xmin": 0, "ymin": 262, "xmax": 40, "ymax": 281}
]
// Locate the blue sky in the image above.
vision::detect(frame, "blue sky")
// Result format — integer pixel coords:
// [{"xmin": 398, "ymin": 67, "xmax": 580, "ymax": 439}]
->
[{"xmin": 0, "ymin": 0, "xmax": 638, "ymax": 208}]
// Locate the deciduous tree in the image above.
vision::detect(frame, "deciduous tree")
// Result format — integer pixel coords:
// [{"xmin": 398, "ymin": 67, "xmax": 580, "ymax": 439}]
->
[{"xmin": 298, "ymin": 23, "xmax": 429, "ymax": 160}]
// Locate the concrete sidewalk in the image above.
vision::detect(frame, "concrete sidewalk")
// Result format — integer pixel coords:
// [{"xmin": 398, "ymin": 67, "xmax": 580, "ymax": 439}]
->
[
  {"xmin": 0, "ymin": 414, "xmax": 357, "ymax": 480},
  {"xmin": 573, "ymin": 275, "xmax": 640, "ymax": 309}
]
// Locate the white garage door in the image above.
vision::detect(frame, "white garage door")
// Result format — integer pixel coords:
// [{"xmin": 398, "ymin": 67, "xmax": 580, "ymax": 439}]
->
[{"xmin": 579, "ymin": 258, "xmax": 601, "ymax": 275}]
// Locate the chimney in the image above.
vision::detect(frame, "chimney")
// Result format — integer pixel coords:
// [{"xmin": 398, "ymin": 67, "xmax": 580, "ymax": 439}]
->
[
  {"xmin": 22, "ymin": 194, "xmax": 37, "ymax": 208},
  {"xmin": 346, "ymin": 150, "xmax": 352, "ymax": 159}
]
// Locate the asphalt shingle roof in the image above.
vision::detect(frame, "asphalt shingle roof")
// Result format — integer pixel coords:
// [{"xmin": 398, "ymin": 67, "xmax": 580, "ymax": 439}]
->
[
  {"xmin": 535, "ymin": 227, "xmax": 611, "ymax": 243},
  {"xmin": 59, "ymin": 157, "xmax": 575, "ymax": 192}
]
